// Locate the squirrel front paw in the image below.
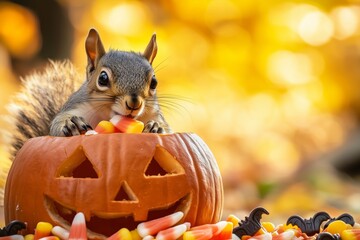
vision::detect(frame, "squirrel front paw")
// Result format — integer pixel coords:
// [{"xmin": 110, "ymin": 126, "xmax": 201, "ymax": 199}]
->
[
  {"xmin": 62, "ymin": 116, "xmax": 93, "ymax": 136},
  {"xmin": 143, "ymin": 120, "xmax": 165, "ymax": 133},
  {"xmin": 50, "ymin": 116, "xmax": 92, "ymax": 136}
]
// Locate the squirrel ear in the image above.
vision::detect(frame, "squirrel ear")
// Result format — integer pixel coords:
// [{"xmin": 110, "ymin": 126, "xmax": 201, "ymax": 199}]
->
[
  {"xmin": 85, "ymin": 28, "xmax": 106, "ymax": 70},
  {"xmin": 143, "ymin": 33, "xmax": 157, "ymax": 65}
]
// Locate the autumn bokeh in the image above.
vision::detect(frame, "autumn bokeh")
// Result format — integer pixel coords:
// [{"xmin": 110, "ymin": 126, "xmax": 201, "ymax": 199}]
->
[{"xmin": 2, "ymin": 0, "xmax": 360, "ymax": 225}]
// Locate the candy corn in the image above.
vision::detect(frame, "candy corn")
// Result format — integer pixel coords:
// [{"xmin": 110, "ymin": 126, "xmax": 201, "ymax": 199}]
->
[
  {"xmin": 110, "ymin": 115, "xmax": 144, "ymax": 133},
  {"xmin": 184, "ymin": 222, "xmax": 192, "ymax": 230},
  {"xmin": 24, "ymin": 235, "xmax": 34, "ymax": 240},
  {"xmin": 272, "ymin": 230, "xmax": 295, "ymax": 240},
  {"xmin": 68, "ymin": 212, "xmax": 87, "ymax": 240},
  {"xmin": 256, "ymin": 222, "xmax": 276, "ymax": 236},
  {"xmin": 107, "ymin": 228, "xmax": 132, "ymax": 240},
  {"xmin": 248, "ymin": 232, "xmax": 272, "ymax": 240},
  {"xmin": 137, "ymin": 211, "xmax": 184, "ymax": 237},
  {"xmin": 261, "ymin": 222, "xmax": 275, "ymax": 233},
  {"xmin": 51, "ymin": 226, "xmax": 69, "ymax": 240},
  {"xmin": 342, "ymin": 229, "xmax": 360, "ymax": 240},
  {"xmin": 85, "ymin": 130, "xmax": 98, "ymax": 136},
  {"xmin": 34, "ymin": 222, "xmax": 53, "ymax": 240},
  {"xmin": 210, "ymin": 222, "xmax": 233, "ymax": 240},
  {"xmin": 142, "ymin": 236, "xmax": 154, "ymax": 240},
  {"xmin": 130, "ymin": 230, "xmax": 141, "ymax": 240},
  {"xmin": 12, "ymin": 210, "xmax": 360, "ymax": 240},
  {"xmin": 325, "ymin": 220, "xmax": 351, "ymax": 235},
  {"xmin": 183, "ymin": 228, "xmax": 213, "ymax": 240},
  {"xmin": 232, "ymin": 234, "xmax": 241, "ymax": 240},
  {"xmin": 38, "ymin": 237, "xmax": 59, "ymax": 240},
  {"xmin": 190, "ymin": 221, "xmax": 228, "ymax": 236},
  {"xmin": 156, "ymin": 223, "xmax": 189, "ymax": 240},
  {"xmin": 0, "ymin": 235, "xmax": 25, "ymax": 240},
  {"xmin": 94, "ymin": 120, "xmax": 116, "ymax": 134},
  {"xmin": 226, "ymin": 214, "xmax": 240, "ymax": 227}
]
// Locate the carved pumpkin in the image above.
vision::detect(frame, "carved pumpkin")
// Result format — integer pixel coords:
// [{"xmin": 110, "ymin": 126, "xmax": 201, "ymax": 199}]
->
[{"xmin": 5, "ymin": 133, "xmax": 223, "ymax": 239}]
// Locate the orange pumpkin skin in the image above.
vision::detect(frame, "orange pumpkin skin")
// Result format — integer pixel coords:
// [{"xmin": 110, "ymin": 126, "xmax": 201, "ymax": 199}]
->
[{"xmin": 5, "ymin": 133, "xmax": 223, "ymax": 239}]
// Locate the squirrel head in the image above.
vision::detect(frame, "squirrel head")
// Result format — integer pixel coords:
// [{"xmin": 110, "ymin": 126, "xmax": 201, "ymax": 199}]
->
[{"xmin": 84, "ymin": 28, "xmax": 159, "ymax": 119}]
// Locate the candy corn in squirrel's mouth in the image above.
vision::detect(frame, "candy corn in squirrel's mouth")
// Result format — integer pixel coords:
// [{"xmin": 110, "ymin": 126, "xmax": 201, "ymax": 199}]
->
[
  {"xmin": 110, "ymin": 115, "xmax": 144, "ymax": 133},
  {"xmin": 90, "ymin": 115, "xmax": 144, "ymax": 134}
]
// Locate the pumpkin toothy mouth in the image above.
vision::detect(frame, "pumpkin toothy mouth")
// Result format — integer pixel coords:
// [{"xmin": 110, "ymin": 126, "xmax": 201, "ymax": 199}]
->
[{"xmin": 44, "ymin": 194, "xmax": 190, "ymax": 237}]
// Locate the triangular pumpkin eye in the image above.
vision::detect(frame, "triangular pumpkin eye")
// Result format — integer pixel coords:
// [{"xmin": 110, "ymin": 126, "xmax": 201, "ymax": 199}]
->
[
  {"xmin": 145, "ymin": 158, "xmax": 168, "ymax": 176},
  {"xmin": 144, "ymin": 145, "xmax": 185, "ymax": 177},
  {"xmin": 114, "ymin": 181, "xmax": 137, "ymax": 201},
  {"xmin": 56, "ymin": 146, "xmax": 99, "ymax": 179}
]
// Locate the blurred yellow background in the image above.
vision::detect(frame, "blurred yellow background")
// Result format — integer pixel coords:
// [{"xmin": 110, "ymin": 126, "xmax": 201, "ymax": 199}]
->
[{"xmin": 2, "ymin": 0, "xmax": 360, "ymax": 225}]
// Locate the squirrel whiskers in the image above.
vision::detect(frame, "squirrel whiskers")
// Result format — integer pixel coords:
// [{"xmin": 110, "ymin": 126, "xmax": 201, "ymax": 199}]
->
[{"xmin": 148, "ymin": 94, "xmax": 193, "ymax": 116}]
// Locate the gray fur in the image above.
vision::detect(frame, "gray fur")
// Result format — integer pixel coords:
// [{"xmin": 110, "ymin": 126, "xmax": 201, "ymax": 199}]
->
[
  {"xmin": 3, "ymin": 61, "xmax": 82, "ymax": 159},
  {"xmin": 49, "ymin": 47, "xmax": 169, "ymax": 137},
  {"xmin": 101, "ymin": 51, "xmax": 152, "ymax": 94},
  {"xmin": 4, "ymin": 38, "xmax": 171, "ymax": 159}
]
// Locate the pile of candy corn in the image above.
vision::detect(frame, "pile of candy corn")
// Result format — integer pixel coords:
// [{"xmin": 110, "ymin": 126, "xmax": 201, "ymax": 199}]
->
[
  {"xmin": 2, "ymin": 207, "xmax": 360, "ymax": 240},
  {"xmin": 0, "ymin": 211, "xmax": 233, "ymax": 240},
  {"xmin": 232, "ymin": 218, "xmax": 360, "ymax": 240},
  {"xmin": 230, "ymin": 207, "xmax": 360, "ymax": 240},
  {"xmin": 85, "ymin": 115, "xmax": 145, "ymax": 135}
]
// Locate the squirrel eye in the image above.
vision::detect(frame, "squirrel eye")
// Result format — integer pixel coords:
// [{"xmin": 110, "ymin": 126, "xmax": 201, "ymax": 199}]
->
[
  {"xmin": 97, "ymin": 71, "xmax": 110, "ymax": 90},
  {"xmin": 150, "ymin": 76, "xmax": 157, "ymax": 90}
]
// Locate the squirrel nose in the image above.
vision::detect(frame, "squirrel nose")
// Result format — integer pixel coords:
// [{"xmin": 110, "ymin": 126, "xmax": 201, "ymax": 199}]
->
[{"xmin": 125, "ymin": 94, "xmax": 142, "ymax": 110}]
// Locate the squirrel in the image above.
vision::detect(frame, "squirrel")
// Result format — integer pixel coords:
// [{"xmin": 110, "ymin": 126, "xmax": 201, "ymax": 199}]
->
[{"xmin": 4, "ymin": 28, "xmax": 171, "ymax": 158}]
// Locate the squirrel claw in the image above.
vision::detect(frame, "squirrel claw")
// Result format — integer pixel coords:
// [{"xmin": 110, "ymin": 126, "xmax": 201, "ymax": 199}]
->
[
  {"xmin": 61, "ymin": 116, "xmax": 92, "ymax": 136},
  {"xmin": 143, "ymin": 120, "xmax": 165, "ymax": 133}
]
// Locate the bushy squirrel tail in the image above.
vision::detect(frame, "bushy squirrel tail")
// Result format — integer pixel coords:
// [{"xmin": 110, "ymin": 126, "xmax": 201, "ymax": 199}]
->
[{"xmin": 2, "ymin": 60, "xmax": 81, "ymax": 159}]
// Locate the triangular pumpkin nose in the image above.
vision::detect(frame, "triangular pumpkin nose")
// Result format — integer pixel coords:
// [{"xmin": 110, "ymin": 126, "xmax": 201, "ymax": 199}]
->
[{"xmin": 114, "ymin": 181, "xmax": 138, "ymax": 202}]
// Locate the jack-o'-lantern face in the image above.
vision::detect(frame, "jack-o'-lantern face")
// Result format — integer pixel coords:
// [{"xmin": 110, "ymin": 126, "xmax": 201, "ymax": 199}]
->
[
  {"xmin": 5, "ymin": 133, "xmax": 223, "ymax": 239},
  {"xmin": 47, "ymin": 144, "xmax": 190, "ymax": 236}
]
